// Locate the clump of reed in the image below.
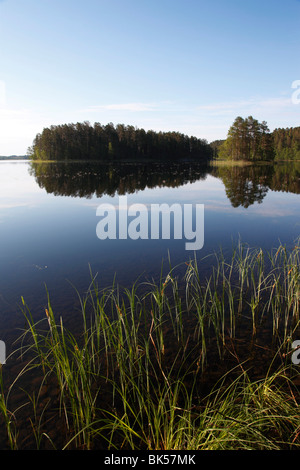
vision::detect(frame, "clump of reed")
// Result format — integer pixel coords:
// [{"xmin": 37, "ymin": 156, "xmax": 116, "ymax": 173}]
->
[
  {"xmin": 185, "ymin": 239, "xmax": 300, "ymax": 357},
  {"xmin": 0, "ymin": 240, "xmax": 300, "ymax": 450}
]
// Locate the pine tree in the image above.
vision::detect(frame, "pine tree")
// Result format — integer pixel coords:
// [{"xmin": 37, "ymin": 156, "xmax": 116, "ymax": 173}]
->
[{"xmin": 218, "ymin": 116, "xmax": 275, "ymax": 161}]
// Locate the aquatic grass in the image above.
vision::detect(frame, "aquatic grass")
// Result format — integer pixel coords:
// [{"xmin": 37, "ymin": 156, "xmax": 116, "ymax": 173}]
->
[
  {"xmin": 107, "ymin": 375, "xmax": 195, "ymax": 450},
  {"xmin": 0, "ymin": 365, "xmax": 18, "ymax": 449},
  {"xmin": 20, "ymin": 385, "xmax": 56, "ymax": 450},
  {"xmin": 103, "ymin": 360, "xmax": 300, "ymax": 450},
  {"xmin": 18, "ymin": 291, "xmax": 108, "ymax": 449},
  {"xmin": 1, "ymin": 240, "xmax": 300, "ymax": 449},
  {"xmin": 189, "ymin": 240, "xmax": 299, "ymax": 358},
  {"xmin": 190, "ymin": 365, "xmax": 300, "ymax": 450}
]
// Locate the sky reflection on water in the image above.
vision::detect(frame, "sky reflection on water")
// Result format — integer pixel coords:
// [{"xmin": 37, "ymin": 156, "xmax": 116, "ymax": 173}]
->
[{"xmin": 0, "ymin": 160, "xmax": 300, "ymax": 344}]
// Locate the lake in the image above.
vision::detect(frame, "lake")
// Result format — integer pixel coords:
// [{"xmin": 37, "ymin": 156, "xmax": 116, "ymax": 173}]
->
[{"xmin": 1, "ymin": 159, "xmax": 300, "ymax": 352}]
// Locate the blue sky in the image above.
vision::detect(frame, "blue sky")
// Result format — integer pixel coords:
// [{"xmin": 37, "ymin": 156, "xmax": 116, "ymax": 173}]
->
[{"xmin": 1, "ymin": 0, "xmax": 300, "ymax": 155}]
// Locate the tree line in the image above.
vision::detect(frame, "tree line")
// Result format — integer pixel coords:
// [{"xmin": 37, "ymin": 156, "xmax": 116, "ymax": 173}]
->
[
  {"xmin": 27, "ymin": 122, "xmax": 213, "ymax": 161},
  {"xmin": 272, "ymin": 126, "xmax": 300, "ymax": 161},
  {"xmin": 27, "ymin": 118, "xmax": 300, "ymax": 163},
  {"xmin": 213, "ymin": 116, "xmax": 300, "ymax": 162}
]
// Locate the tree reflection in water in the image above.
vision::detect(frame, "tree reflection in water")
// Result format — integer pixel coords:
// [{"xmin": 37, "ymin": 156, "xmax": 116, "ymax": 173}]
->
[{"xmin": 29, "ymin": 160, "xmax": 300, "ymax": 208}]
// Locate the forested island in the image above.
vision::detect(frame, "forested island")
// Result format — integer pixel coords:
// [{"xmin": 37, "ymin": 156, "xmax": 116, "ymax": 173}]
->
[
  {"xmin": 212, "ymin": 116, "xmax": 300, "ymax": 162},
  {"xmin": 27, "ymin": 117, "xmax": 300, "ymax": 162},
  {"xmin": 27, "ymin": 122, "xmax": 213, "ymax": 161}
]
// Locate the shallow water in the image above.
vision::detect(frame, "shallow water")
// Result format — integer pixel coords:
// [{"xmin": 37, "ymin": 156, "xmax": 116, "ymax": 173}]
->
[{"xmin": 0, "ymin": 160, "xmax": 300, "ymax": 350}]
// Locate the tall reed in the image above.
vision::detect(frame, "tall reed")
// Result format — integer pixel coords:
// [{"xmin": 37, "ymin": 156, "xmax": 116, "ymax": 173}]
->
[{"xmin": 0, "ymin": 241, "xmax": 299, "ymax": 449}]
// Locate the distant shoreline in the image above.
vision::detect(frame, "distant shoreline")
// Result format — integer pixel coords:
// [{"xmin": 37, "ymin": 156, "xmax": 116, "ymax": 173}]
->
[{"xmin": 0, "ymin": 155, "xmax": 29, "ymax": 160}]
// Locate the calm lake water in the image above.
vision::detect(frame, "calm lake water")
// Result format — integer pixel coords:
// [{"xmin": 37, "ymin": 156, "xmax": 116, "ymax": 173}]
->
[{"xmin": 1, "ymin": 160, "xmax": 300, "ymax": 350}]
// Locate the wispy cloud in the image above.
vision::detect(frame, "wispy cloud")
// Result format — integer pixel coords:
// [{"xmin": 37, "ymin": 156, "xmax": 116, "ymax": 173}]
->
[
  {"xmin": 0, "ymin": 202, "xmax": 29, "ymax": 209},
  {"xmin": 82, "ymin": 102, "xmax": 159, "ymax": 113},
  {"xmin": 0, "ymin": 107, "xmax": 43, "ymax": 155},
  {"xmin": 196, "ymin": 97, "xmax": 292, "ymax": 115},
  {"xmin": 0, "ymin": 81, "xmax": 5, "ymax": 106}
]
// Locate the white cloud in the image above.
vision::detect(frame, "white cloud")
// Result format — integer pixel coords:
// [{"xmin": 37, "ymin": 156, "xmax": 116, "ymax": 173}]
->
[
  {"xmin": 82, "ymin": 102, "xmax": 159, "ymax": 113},
  {"xmin": 0, "ymin": 202, "xmax": 29, "ymax": 209},
  {"xmin": 0, "ymin": 81, "xmax": 6, "ymax": 106},
  {"xmin": 1, "ymin": 91, "xmax": 299, "ymax": 155},
  {"xmin": 0, "ymin": 107, "xmax": 42, "ymax": 155},
  {"xmin": 193, "ymin": 94, "xmax": 299, "ymax": 138},
  {"xmin": 196, "ymin": 97, "xmax": 293, "ymax": 115}
]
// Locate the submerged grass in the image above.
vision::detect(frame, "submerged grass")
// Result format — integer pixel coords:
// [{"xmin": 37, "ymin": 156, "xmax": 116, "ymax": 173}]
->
[{"xmin": 0, "ymin": 240, "xmax": 300, "ymax": 450}]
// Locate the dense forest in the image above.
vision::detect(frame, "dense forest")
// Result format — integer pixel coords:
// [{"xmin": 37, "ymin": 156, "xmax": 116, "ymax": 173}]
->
[
  {"xmin": 27, "ymin": 122, "xmax": 213, "ymax": 161},
  {"xmin": 272, "ymin": 126, "xmax": 300, "ymax": 160},
  {"xmin": 27, "ymin": 118, "xmax": 300, "ymax": 163},
  {"xmin": 213, "ymin": 117, "xmax": 300, "ymax": 162}
]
